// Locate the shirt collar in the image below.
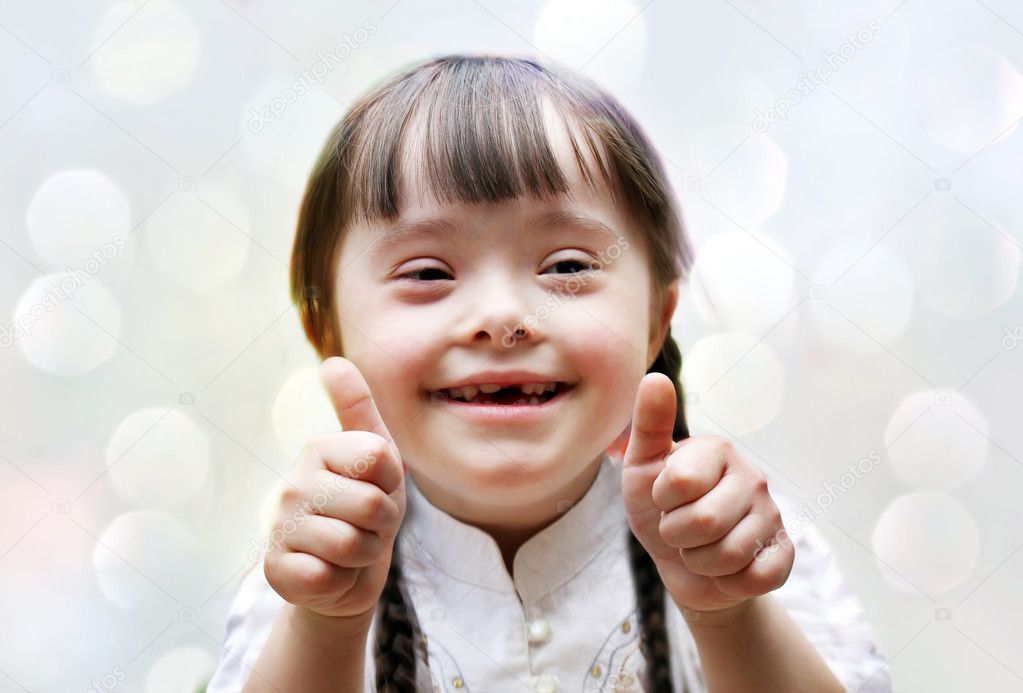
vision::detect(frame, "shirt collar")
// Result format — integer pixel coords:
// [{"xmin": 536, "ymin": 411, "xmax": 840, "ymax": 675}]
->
[{"xmin": 398, "ymin": 451, "xmax": 627, "ymax": 604}]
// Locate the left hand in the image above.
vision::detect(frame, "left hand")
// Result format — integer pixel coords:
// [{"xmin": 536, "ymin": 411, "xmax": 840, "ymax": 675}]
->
[{"xmin": 621, "ymin": 373, "xmax": 795, "ymax": 623}]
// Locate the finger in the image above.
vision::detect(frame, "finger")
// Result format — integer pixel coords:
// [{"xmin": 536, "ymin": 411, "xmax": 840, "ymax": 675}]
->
[
  {"xmin": 266, "ymin": 551, "xmax": 357, "ymax": 602},
  {"xmin": 622, "ymin": 373, "xmax": 677, "ymax": 469},
  {"xmin": 307, "ymin": 471, "xmax": 401, "ymax": 537},
  {"xmin": 300, "ymin": 432, "xmax": 404, "ymax": 496},
  {"xmin": 658, "ymin": 471, "xmax": 752, "ymax": 549},
  {"xmin": 285, "ymin": 514, "xmax": 386, "ymax": 568},
  {"xmin": 679, "ymin": 511, "xmax": 768, "ymax": 577},
  {"xmin": 712, "ymin": 528, "xmax": 794, "ymax": 598},
  {"xmin": 321, "ymin": 356, "xmax": 396, "ymax": 444},
  {"xmin": 651, "ymin": 437, "xmax": 727, "ymax": 511}
]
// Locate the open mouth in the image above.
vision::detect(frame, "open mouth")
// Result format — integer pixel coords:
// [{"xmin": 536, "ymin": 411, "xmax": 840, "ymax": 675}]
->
[{"xmin": 431, "ymin": 382, "xmax": 574, "ymax": 405}]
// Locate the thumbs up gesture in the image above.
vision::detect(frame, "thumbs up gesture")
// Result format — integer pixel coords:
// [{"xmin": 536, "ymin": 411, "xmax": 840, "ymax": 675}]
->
[
  {"xmin": 262, "ymin": 357, "xmax": 407, "ymax": 622},
  {"xmin": 621, "ymin": 373, "xmax": 794, "ymax": 623}
]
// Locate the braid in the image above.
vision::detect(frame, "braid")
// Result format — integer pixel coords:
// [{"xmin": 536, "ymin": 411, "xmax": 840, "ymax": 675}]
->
[
  {"xmin": 373, "ymin": 533, "xmax": 422, "ymax": 692},
  {"xmin": 628, "ymin": 326, "xmax": 690, "ymax": 692},
  {"xmin": 649, "ymin": 325, "xmax": 689, "ymax": 441}
]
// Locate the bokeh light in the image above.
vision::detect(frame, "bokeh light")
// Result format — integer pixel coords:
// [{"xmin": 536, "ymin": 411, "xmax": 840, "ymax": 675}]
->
[
  {"xmin": 918, "ymin": 44, "xmax": 1023, "ymax": 153},
  {"xmin": 688, "ymin": 231, "xmax": 798, "ymax": 334},
  {"xmin": 271, "ymin": 366, "xmax": 340, "ymax": 462},
  {"xmin": 885, "ymin": 390, "xmax": 989, "ymax": 491},
  {"xmin": 144, "ymin": 186, "xmax": 251, "ymax": 293},
  {"xmin": 682, "ymin": 332, "xmax": 785, "ymax": 435},
  {"xmin": 26, "ymin": 169, "xmax": 134, "ymax": 284},
  {"xmin": 871, "ymin": 491, "xmax": 979, "ymax": 595},
  {"xmin": 145, "ymin": 646, "xmax": 217, "ymax": 693},
  {"xmin": 90, "ymin": 0, "xmax": 200, "ymax": 105},
  {"xmin": 808, "ymin": 242, "xmax": 914, "ymax": 353},
  {"xmin": 92, "ymin": 511, "xmax": 196, "ymax": 609},
  {"xmin": 896, "ymin": 195, "xmax": 1019, "ymax": 319},
  {"xmin": 106, "ymin": 407, "xmax": 211, "ymax": 507},
  {"xmin": 13, "ymin": 273, "xmax": 122, "ymax": 376}
]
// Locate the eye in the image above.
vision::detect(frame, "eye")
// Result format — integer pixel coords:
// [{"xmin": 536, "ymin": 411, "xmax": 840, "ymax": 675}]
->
[
  {"xmin": 397, "ymin": 266, "xmax": 453, "ymax": 282},
  {"xmin": 542, "ymin": 259, "xmax": 600, "ymax": 275}
]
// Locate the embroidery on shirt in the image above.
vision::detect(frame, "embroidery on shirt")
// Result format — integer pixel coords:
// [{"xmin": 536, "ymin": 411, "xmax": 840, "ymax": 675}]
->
[
  {"xmin": 581, "ymin": 606, "xmax": 645, "ymax": 692},
  {"xmin": 421, "ymin": 634, "xmax": 470, "ymax": 692}
]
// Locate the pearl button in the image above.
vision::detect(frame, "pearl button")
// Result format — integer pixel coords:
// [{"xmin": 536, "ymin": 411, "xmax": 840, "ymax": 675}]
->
[
  {"xmin": 527, "ymin": 616, "xmax": 551, "ymax": 643},
  {"xmin": 533, "ymin": 673, "xmax": 559, "ymax": 692}
]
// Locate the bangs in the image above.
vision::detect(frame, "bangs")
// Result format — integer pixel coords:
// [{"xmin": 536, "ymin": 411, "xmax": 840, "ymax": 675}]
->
[{"xmin": 341, "ymin": 55, "xmax": 626, "ymax": 226}]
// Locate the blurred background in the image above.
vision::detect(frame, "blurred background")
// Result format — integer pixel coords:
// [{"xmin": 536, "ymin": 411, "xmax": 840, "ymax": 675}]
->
[{"xmin": 1, "ymin": 0, "xmax": 1021, "ymax": 691}]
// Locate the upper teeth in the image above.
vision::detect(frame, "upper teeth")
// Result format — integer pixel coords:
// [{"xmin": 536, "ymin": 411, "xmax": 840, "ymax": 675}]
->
[{"xmin": 443, "ymin": 382, "xmax": 558, "ymax": 400}]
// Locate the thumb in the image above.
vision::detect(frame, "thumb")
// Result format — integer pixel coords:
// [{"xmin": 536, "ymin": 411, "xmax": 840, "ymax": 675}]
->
[
  {"xmin": 320, "ymin": 356, "xmax": 395, "ymax": 444},
  {"xmin": 621, "ymin": 372, "xmax": 677, "ymax": 547},
  {"xmin": 623, "ymin": 372, "xmax": 677, "ymax": 469}
]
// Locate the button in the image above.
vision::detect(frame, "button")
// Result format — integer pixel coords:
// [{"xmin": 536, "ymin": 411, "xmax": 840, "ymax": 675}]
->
[
  {"xmin": 527, "ymin": 616, "xmax": 551, "ymax": 643},
  {"xmin": 532, "ymin": 673, "xmax": 559, "ymax": 692}
]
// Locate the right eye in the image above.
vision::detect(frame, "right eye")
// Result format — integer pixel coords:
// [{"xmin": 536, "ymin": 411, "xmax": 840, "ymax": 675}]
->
[{"xmin": 397, "ymin": 266, "xmax": 453, "ymax": 282}]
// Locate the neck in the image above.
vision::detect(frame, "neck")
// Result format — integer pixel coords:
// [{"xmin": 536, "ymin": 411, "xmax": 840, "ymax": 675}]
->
[{"xmin": 409, "ymin": 453, "xmax": 606, "ymax": 578}]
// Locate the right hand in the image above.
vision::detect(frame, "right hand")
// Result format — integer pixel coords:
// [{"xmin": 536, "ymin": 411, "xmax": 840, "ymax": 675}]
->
[{"xmin": 263, "ymin": 356, "xmax": 407, "ymax": 622}]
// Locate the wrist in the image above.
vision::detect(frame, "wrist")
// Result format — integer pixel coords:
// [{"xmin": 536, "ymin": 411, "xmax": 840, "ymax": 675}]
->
[
  {"xmin": 677, "ymin": 596, "xmax": 761, "ymax": 630},
  {"xmin": 288, "ymin": 604, "xmax": 376, "ymax": 641}
]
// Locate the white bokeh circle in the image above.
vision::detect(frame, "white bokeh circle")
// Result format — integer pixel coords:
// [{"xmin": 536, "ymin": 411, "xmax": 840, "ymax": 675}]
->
[
  {"xmin": 898, "ymin": 196, "xmax": 1019, "ymax": 320},
  {"xmin": 92, "ymin": 511, "xmax": 196, "ymax": 609},
  {"xmin": 808, "ymin": 242, "xmax": 914, "ymax": 354},
  {"xmin": 90, "ymin": 0, "xmax": 200, "ymax": 105},
  {"xmin": 688, "ymin": 231, "xmax": 797, "ymax": 334},
  {"xmin": 145, "ymin": 186, "xmax": 251, "ymax": 292},
  {"xmin": 26, "ymin": 169, "xmax": 133, "ymax": 283},
  {"xmin": 871, "ymin": 491, "xmax": 980, "ymax": 595},
  {"xmin": 681, "ymin": 125, "xmax": 788, "ymax": 228},
  {"xmin": 681, "ymin": 332, "xmax": 785, "ymax": 435},
  {"xmin": 885, "ymin": 390, "xmax": 989, "ymax": 491},
  {"xmin": 145, "ymin": 646, "xmax": 216, "ymax": 693},
  {"xmin": 918, "ymin": 44, "xmax": 1023, "ymax": 153},
  {"xmin": 272, "ymin": 366, "xmax": 340, "ymax": 462},
  {"xmin": 13, "ymin": 274, "xmax": 122, "ymax": 376},
  {"xmin": 106, "ymin": 407, "xmax": 211, "ymax": 507}
]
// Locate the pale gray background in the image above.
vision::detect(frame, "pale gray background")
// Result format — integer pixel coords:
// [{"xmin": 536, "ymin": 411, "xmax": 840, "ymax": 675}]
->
[{"xmin": 1, "ymin": 1, "xmax": 1021, "ymax": 691}]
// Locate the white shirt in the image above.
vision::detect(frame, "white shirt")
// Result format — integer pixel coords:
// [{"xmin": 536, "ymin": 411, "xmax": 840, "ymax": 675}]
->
[{"xmin": 207, "ymin": 452, "xmax": 893, "ymax": 692}]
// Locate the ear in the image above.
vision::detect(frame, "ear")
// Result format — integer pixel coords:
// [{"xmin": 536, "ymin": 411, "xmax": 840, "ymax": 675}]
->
[{"xmin": 647, "ymin": 279, "xmax": 680, "ymax": 369}]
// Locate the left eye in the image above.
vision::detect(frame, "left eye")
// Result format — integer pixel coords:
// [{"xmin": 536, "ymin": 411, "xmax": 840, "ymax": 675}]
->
[{"xmin": 542, "ymin": 260, "xmax": 597, "ymax": 275}]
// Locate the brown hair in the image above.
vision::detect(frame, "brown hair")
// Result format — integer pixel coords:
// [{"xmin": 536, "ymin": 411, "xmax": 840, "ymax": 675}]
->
[{"xmin": 289, "ymin": 53, "xmax": 694, "ymax": 691}]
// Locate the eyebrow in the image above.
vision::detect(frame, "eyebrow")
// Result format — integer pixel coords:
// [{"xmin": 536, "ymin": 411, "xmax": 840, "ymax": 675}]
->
[{"xmin": 367, "ymin": 209, "xmax": 623, "ymax": 256}]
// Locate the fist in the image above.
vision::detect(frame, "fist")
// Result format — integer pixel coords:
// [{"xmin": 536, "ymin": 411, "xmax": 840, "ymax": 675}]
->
[
  {"xmin": 262, "ymin": 356, "xmax": 407, "ymax": 621},
  {"xmin": 621, "ymin": 373, "xmax": 794, "ymax": 621}
]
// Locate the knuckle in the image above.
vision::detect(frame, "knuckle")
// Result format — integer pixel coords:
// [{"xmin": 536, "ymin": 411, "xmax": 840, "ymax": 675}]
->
[
  {"xmin": 362, "ymin": 490, "xmax": 386, "ymax": 524},
  {"xmin": 299, "ymin": 559, "xmax": 336, "ymax": 593},
  {"xmin": 688, "ymin": 508, "xmax": 719, "ymax": 535},
  {"xmin": 327, "ymin": 525, "xmax": 357, "ymax": 561},
  {"xmin": 720, "ymin": 544, "xmax": 749, "ymax": 571}
]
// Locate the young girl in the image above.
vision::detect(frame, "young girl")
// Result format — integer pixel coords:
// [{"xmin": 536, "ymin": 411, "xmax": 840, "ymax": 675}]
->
[{"xmin": 207, "ymin": 54, "xmax": 892, "ymax": 692}]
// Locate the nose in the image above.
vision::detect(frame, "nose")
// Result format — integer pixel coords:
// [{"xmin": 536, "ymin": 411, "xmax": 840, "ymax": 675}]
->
[{"xmin": 462, "ymin": 273, "xmax": 538, "ymax": 349}]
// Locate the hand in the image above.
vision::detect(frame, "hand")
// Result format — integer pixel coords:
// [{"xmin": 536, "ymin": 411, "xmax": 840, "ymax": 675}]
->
[
  {"xmin": 263, "ymin": 356, "xmax": 407, "ymax": 621},
  {"xmin": 621, "ymin": 373, "xmax": 794, "ymax": 623}
]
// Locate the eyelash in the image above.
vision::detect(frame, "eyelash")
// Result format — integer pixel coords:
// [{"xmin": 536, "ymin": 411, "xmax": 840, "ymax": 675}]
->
[{"xmin": 397, "ymin": 259, "xmax": 598, "ymax": 282}]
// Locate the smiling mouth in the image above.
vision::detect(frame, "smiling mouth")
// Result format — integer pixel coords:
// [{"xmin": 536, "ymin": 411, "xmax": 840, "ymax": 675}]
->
[{"xmin": 430, "ymin": 382, "xmax": 575, "ymax": 405}]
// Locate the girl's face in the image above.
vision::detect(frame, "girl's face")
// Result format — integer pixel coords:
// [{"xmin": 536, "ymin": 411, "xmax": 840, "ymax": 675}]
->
[{"xmin": 334, "ymin": 115, "xmax": 677, "ymax": 523}]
